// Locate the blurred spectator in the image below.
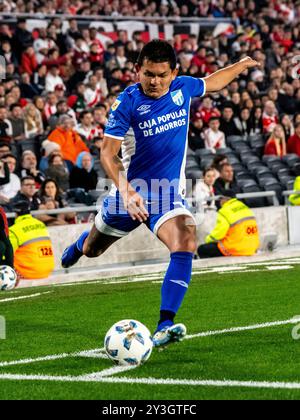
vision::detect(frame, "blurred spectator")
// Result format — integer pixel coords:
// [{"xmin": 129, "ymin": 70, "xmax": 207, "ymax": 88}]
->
[
  {"xmin": 38, "ymin": 179, "xmax": 74, "ymax": 226},
  {"xmin": 262, "ymin": 101, "xmax": 279, "ymax": 134},
  {"xmin": 195, "ymin": 97, "xmax": 221, "ymax": 126},
  {"xmin": 204, "ymin": 117, "xmax": 226, "ymax": 153},
  {"xmin": 39, "ymin": 140, "xmax": 61, "ymax": 172},
  {"xmin": 0, "ymin": 143, "xmax": 11, "ymax": 158},
  {"xmin": 212, "ymin": 154, "xmax": 229, "ymax": 179},
  {"xmin": 48, "ymin": 99, "xmax": 77, "ymax": 130},
  {"xmin": 23, "ymin": 103, "xmax": 43, "ymax": 138},
  {"xmin": 20, "ymin": 72, "xmax": 40, "ymax": 100},
  {"xmin": 12, "ymin": 18, "xmax": 33, "ymax": 61},
  {"xmin": 69, "ymin": 152, "xmax": 98, "ymax": 192},
  {"xmin": 45, "ymin": 153, "xmax": 70, "ymax": 192},
  {"xmin": 287, "ymin": 123, "xmax": 300, "ymax": 157},
  {"xmin": 45, "ymin": 64, "xmax": 65, "ymax": 93},
  {"xmin": 250, "ymin": 107, "xmax": 263, "ymax": 136},
  {"xmin": 233, "ymin": 108, "xmax": 252, "ymax": 137},
  {"xmin": 219, "ymin": 105, "xmax": 239, "ymax": 137},
  {"xmin": 264, "ymin": 125, "xmax": 287, "ymax": 157},
  {"xmin": 84, "ymin": 74, "xmax": 103, "ymax": 108},
  {"xmin": 213, "ymin": 163, "xmax": 240, "ymax": 198},
  {"xmin": 0, "ymin": 106, "xmax": 12, "ymax": 143},
  {"xmin": 194, "ymin": 167, "xmax": 216, "ymax": 211},
  {"xmin": 8, "ymin": 104, "xmax": 25, "ymax": 142},
  {"xmin": 76, "ymin": 110, "xmax": 103, "ymax": 143},
  {"xmin": 10, "ymin": 176, "xmax": 41, "ymax": 211},
  {"xmin": 0, "ymin": 154, "xmax": 21, "ymax": 203},
  {"xmin": 9, "ymin": 201, "xmax": 55, "ymax": 279},
  {"xmin": 44, "ymin": 92, "xmax": 58, "ymax": 122},
  {"xmin": 47, "ymin": 115, "xmax": 89, "ymax": 164},
  {"xmin": 20, "ymin": 151, "xmax": 45, "ymax": 188},
  {"xmin": 19, "ymin": 45, "xmax": 38, "ymax": 76},
  {"xmin": 188, "ymin": 117, "xmax": 205, "ymax": 151},
  {"xmin": 280, "ymin": 114, "xmax": 294, "ymax": 140}
]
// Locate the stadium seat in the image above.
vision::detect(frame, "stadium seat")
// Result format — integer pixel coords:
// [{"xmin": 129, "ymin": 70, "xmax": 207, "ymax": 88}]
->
[
  {"xmin": 279, "ymin": 176, "xmax": 295, "ymax": 189},
  {"xmin": 261, "ymin": 180, "xmax": 283, "ymax": 205},
  {"xmin": 256, "ymin": 167, "xmax": 274, "ymax": 179},
  {"xmin": 246, "ymin": 162, "xmax": 266, "ymax": 173},
  {"xmin": 231, "ymin": 141, "xmax": 251, "ymax": 153},
  {"xmin": 231, "ymin": 163, "xmax": 245, "ymax": 173},
  {"xmin": 240, "ymin": 152, "xmax": 259, "ymax": 164},
  {"xmin": 200, "ymin": 157, "xmax": 214, "ymax": 170},
  {"xmin": 216, "ymin": 147, "xmax": 233, "ymax": 155},
  {"xmin": 186, "ymin": 159, "xmax": 200, "ymax": 170},
  {"xmin": 237, "ymin": 178, "xmax": 257, "ymax": 188},
  {"xmin": 226, "ymin": 135, "xmax": 247, "ymax": 147},
  {"xmin": 262, "ymin": 155, "xmax": 281, "ymax": 165},
  {"xmin": 240, "ymin": 184, "xmax": 267, "ymax": 208},
  {"xmin": 293, "ymin": 162, "xmax": 300, "ymax": 175},
  {"xmin": 282, "ymin": 154, "xmax": 300, "ymax": 168},
  {"xmin": 195, "ymin": 149, "xmax": 214, "ymax": 158},
  {"xmin": 268, "ymin": 161, "xmax": 288, "ymax": 173}
]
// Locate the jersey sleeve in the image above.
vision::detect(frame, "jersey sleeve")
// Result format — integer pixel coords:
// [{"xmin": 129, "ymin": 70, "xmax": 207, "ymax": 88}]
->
[
  {"xmin": 104, "ymin": 91, "xmax": 132, "ymax": 141},
  {"xmin": 182, "ymin": 76, "xmax": 206, "ymax": 98}
]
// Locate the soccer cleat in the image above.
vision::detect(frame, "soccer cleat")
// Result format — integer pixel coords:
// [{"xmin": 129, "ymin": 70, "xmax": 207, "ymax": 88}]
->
[
  {"xmin": 152, "ymin": 323, "xmax": 187, "ymax": 348},
  {"xmin": 61, "ymin": 242, "xmax": 83, "ymax": 268},
  {"xmin": 61, "ymin": 231, "xmax": 89, "ymax": 268}
]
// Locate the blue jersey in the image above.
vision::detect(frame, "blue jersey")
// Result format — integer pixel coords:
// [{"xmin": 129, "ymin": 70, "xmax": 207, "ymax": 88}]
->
[{"xmin": 104, "ymin": 76, "xmax": 206, "ymax": 201}]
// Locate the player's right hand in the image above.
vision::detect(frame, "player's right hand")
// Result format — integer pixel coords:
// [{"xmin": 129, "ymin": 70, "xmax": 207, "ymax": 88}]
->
[{"xmin": 123, "ymin": 190, "xmax": 149, "ymax": 222}]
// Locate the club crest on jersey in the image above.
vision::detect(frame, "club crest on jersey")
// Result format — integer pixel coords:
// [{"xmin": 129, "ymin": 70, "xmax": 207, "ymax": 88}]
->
[
  {"xmin": 111, "ymin": 99, "xmax": 121, "ymax": 111},
  {"xmin": 171, "ymin": 89, "xmax": 184, "ymax": 106}
]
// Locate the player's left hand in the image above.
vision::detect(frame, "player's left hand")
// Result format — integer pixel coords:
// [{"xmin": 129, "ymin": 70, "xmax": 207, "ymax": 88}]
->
[{"xmin": 239, "ymin": 56, "xmax": 260, "ymax": 69}]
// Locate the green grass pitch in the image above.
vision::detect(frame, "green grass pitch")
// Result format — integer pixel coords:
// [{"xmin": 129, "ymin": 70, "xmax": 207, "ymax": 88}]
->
[{"xmin": 0, "ymin": 259, "xmax": 300, "ymax": 400}]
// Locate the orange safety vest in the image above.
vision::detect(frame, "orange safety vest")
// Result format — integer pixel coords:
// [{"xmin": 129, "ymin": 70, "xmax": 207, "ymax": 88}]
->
[
  {"xmin": 9, "ymin": 215, "xmax": 55, "ymax": 279},
  {"xmin": 206, "ymin": 199, "xmax": 260, "ymax": 257}
]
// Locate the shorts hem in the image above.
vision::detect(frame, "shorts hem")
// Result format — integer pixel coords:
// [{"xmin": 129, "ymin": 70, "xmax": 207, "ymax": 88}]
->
[
  {"xmin": 95, "ymin": 212, "xmax": 129, "ymax": 238},
  {"xmin": 153, "ymin": 208, "xmax": 196, "ymax": 236}
]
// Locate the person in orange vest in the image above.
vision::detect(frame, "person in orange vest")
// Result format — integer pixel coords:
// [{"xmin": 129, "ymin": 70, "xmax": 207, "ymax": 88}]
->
[
  {"xmin": 197, "ymin": 197, "xmax": 260, "ymax": 258},
  {"xmin": 47, "ymin": 115, "xmax": 89, "ymax": 165},
  {"xmin": 9, "ymin": 202, "xmax": 55, "ymax": 279}
]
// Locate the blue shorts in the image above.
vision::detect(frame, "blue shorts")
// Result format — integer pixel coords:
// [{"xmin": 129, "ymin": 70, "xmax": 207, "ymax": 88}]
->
[{"xmin": 95, "ymin": 193, "xmax": 195, "ymax": 238}]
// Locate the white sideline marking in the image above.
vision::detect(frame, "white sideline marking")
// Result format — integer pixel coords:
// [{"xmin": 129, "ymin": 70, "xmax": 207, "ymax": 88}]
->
[
  {"xmin": 0, "ymin": 373, "xmax": 300, "ymax": 390},
  {"xmin": 185, "ymin": 318, "xmax": 300, "ymax": 340},
  {"xmin": 0, "ymin": 291, "xmax": 52, "ymax": 303},
  {"xmin": 0, "ymin": 348, "xmax": 106, "ymax": 368},
  {"xmin": 80, "ymin": 365, "xmax": 136, "ymax": 380},
  {"xmin": 1, "ymin": 317, "xmax": 299, "ymax": 369}
]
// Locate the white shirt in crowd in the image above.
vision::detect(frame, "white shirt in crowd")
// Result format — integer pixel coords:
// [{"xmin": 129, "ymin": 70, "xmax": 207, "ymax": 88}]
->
[
  {"xmin": 193, "ymin": 179, "xmax": 216, "ymax": 212},
  {"xmin": 45, "ymin": 73, "xmax": 66, "ymax": 92},
  {"xmin": 204, "ymin": 128, "xmax": 225, "ymax": 153},
  {"xmin": 0, "ymin": 173, "xmax": 21, "ymax": 200}
]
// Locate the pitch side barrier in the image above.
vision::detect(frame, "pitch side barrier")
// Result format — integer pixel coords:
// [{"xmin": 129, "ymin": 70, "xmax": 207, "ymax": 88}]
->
[
  {"xmin": 5, "ymin": 190, "xmax": 298, "ymax": 220},
  {"xmin": 0, "ymin": 12, "xmax": 234, "ymax": 24},
  {"xmin": 282, "ymin": 190, "xmax": 300, "ymax": 205}
]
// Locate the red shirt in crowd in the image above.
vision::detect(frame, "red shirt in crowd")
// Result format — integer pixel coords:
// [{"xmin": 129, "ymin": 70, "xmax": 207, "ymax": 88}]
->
[
  {"xmin": 287, "ymin": 134, "xmax": 300, "ymax": 157},
  {"xmin": 262, "ymin": 113, "xmax": 278, "ymax": 133},
  {"xmin": 264, "ymin": 138, "xmax": 284, "ymax": 157}
]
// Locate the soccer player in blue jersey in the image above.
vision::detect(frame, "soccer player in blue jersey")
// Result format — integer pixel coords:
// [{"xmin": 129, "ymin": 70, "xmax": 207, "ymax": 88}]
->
[{"xmin": 62, "ymin": 40, "xmax": 258, "ymax": 347}]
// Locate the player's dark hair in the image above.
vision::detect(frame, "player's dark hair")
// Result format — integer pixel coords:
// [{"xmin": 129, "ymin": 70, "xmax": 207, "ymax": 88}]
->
[{"xmin": 137, "ymin": 40, "xmax": 177, "ymax": 70}]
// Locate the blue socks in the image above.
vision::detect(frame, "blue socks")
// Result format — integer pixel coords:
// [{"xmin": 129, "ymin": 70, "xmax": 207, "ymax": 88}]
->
[
  {"xmin": 76, "ymin": 231, "xmax": 89, "ymax": 253},
  {"xmin": 160, "ymin": 251, "xmax": 193, "ymax": 321}
]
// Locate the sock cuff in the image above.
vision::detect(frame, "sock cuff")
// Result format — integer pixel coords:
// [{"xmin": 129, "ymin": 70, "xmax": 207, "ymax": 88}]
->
[{"xmin": 170, "ymin": 251, "xmax": 194, "ymax": 260}]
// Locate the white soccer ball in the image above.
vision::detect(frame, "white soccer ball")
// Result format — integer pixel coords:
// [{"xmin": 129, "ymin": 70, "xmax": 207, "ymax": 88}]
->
[
  {"xmin": 104, "ymin": 319, "xmax": 153, "ymax": 366},
  {"xmin": 0, "ymin": 265, "xmax": 17, "ymax": 291}
]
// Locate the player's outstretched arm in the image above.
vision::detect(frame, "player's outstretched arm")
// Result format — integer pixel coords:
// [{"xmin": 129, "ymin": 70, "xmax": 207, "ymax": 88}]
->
[
  {"xmin": 204, "ymin": 56, "xmax": 259, "ymax": 93},
  {"xmin": 101, "ymin": 136, "xmax": 149, "ymax": 223}
]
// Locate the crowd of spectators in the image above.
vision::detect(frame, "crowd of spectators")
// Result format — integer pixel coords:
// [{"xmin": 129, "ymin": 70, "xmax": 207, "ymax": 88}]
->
[{"xmin": 0, "ymin": 0, "xmax": 300, "ymax": 222}]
